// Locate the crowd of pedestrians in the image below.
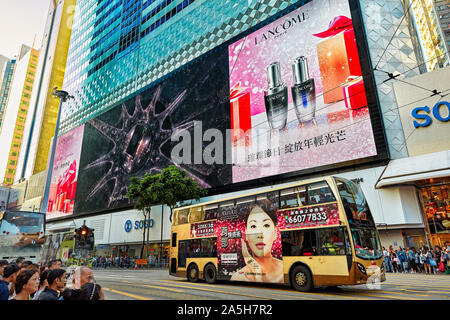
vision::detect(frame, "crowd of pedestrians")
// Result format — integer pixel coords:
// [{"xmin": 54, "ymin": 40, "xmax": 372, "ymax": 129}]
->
[
  {"xmin": 0, "ymin": 257, "xmax": 103, "ymax": 300},
  {"xmin": 92, "ymin": 255, "xmax": 169, "ymax": 269},
  {"xmin": 382, "ymin": 241, "xmax": 450, "ymax": 274}
]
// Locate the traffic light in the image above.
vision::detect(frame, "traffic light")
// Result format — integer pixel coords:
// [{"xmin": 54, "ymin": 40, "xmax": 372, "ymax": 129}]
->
[{"xmin": 75, "ymin": 223, "xmax": 94, "ymax": 248}]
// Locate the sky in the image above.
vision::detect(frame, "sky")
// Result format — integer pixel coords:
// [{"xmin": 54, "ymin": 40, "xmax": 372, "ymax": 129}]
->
[{"xmin": 0, "ymin": 0, "xmax": 50, "ymax": 59}]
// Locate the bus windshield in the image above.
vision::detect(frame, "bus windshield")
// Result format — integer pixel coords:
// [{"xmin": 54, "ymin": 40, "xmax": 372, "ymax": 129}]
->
[{"xmin": 335, "ymin": 178, "xmax": 382, "ymax": 260}]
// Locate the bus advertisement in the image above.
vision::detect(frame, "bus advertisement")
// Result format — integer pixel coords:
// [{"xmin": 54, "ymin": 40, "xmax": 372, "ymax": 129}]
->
[
  {"xmin": 0, "ymin": 210, "xmax": 45, "ymax": 263},
  {"xmin": 170, "ymin": 177, "xmax": 385, "ymax": 291}
]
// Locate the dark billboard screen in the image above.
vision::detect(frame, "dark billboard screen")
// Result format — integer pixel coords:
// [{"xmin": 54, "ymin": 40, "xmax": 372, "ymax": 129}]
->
[{"xmin": 74, "ymin": 49, "xmax": 232, "ymax": 214}]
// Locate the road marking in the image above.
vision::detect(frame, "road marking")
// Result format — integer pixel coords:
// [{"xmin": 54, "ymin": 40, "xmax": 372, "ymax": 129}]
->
[
  {"xmin": 103, "ymin": 287, "xmax": 152, "ymax": 300},
  {"xmin": 384, "ymin": 283, "xmax": 450, "ymax": 290},
  {"xmin": 157, "ymin": 280, "xmax": 368, "ymax": 300},
  {"xmin": 154, "ymin": 280, "xmax": 279, "ymax": 300}
]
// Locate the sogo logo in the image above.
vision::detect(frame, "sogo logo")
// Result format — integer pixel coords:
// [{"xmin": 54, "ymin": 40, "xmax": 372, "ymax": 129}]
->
[
  {"xmin": 411, "ymin": 101, "xmax": 450, "ymax": 128},
  {"xmin": 124, "ymin": 219, "xmax": 154, "ymax": 232}
]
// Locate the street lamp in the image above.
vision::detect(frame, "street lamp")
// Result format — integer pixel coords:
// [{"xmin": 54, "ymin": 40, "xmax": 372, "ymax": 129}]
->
[{"xmin": 41, "ymin": 88, "xmax": 74, "ymax": 214}]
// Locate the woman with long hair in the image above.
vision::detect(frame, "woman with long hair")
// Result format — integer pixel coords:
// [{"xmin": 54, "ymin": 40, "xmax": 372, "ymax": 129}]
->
[{"xmin": 12, "ymin": 269, "xmax": 39, "ymax": 300}]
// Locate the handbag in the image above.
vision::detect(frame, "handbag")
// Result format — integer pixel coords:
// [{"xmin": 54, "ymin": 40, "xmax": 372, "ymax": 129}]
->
[
  {"xmin": 438, "ymin": 262, "xmax": 445, "ymax": 272},
  {"xmin": 430, "ymin": 259, "xmax": 437, "ymax": 267}
]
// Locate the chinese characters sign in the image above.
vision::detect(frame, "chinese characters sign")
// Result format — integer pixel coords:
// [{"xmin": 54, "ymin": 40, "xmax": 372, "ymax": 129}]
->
[{"xmin": 277, "ymin": 203, "xmax": 340, "ymax": 230}]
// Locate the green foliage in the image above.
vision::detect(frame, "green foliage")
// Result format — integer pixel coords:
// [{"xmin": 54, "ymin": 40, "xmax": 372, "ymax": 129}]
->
[{"xmin": 126, "ymin": 165, "xmax": 207, "ymax": 212}]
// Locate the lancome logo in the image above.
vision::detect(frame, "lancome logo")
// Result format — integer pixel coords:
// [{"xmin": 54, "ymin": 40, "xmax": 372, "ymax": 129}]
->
[{"xmin": 254, "ymin": 12, "xmax": 309, "ymax": 45}]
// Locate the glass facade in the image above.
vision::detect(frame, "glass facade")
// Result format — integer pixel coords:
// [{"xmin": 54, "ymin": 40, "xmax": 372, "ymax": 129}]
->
[
  {"xmin": 60, "ymin": 0, "xmax": 305, "ymax": 135},
  {"xmin": 0, "ymin": 60, "xmax": 16, "ymax": 129}
]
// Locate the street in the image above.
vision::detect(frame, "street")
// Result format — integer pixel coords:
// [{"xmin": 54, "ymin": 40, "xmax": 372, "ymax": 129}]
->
[{"xmin": 93, "ymin": 269, "xmax": 450, "ymax": 300}]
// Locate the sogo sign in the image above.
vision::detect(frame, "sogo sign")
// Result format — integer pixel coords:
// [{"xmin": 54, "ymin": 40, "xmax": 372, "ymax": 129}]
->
[{"xmin": 411, "ymin": 101, "xmax": 450, "ymax": 128}]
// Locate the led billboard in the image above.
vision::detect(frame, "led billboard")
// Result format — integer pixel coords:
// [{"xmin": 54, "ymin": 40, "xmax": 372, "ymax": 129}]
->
[
  {"xmin": 229, "ymin": 0, "xmax": 378, "ymax": 183},
  {"xmin": 74, "ymin": 49, "xmax": 232, "ymax": 214},
  {"xmin": 59, "ymin": 0, "xmax": 387, "ymax": 216},
  {"xmin": 46, "ymin": 124, "xmax": 84, "ymax": 219}
]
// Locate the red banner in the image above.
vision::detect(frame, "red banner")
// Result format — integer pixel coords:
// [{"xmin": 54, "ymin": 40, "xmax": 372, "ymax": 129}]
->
[{"xmin": 277, "ymin": 203, "xmax": 340, "ymax": 230}]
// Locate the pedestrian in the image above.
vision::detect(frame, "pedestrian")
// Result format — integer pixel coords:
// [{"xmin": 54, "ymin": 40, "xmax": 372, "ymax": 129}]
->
[
  {"xmin": 422, "ymin": 247, "xmax": 433, "ymax": 274},
  {"xmin": 382, "ymin": 247, "xmax": 391, "ymax": 273},
  {"xmin": 72, "ymin": 266, "xmax": 94, "ymax": 289},
  {"xmin": 415, "ymin": 249, "xmax": 421, "ymax": 273},
  {"xmin": 0, "ymin": 264, "xmax": 20, "ymax": 300},
  {"xmin": 77, "ymin": 282, "xmax": 104, "ymax": 300},
  {"xmin": 48, "ymin": 259, "xmax": 62, "ymax": 270},
  {"xmin": 11, "ymin": 269, "xmax": 40, "ymax": 300},
  {"xmin": 33, "ymin": 269, "xmax": 51, "ymax": 300},
  {"xmin": 433, "ymin": 246, "xmax": 441, "ymax": 273},
  {"xmin": 37, "ymin": 269, "xmax": 67, "ymax": 300},
  {"xmin": 407, "ymin": 247, "xmax": 416, "ymax": 273},
  {"xmin": 15, "ymin": 257, "xmax": 25, "ymax": 269},
  {"xmin": 0, "ymin": 260, "xmax": 8, "ymax": 280},
  {"xmin": 398, "ymin": 247, "xmax": 408, "ymax": 273}
]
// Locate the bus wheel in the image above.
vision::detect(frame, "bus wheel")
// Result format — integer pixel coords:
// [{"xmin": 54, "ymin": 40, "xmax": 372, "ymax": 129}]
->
[
  {"xmin": 187, "ymin": 264, "xmax": 199, "ymax": 282},
  {"xmin": 290, "ymin": 265, "xmax": 313, "ymax": 292},
  {"xmin": 204, "ymin": 264, "xmax": 217, "ymax": 284}
]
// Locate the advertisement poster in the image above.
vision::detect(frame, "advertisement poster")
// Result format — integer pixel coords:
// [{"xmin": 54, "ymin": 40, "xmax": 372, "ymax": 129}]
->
[
  {"xmin": 190, "ymin": 221, "xmax": 216, "ymax": 238},
  {"xmin": 47, "ymin": 125, "xmax": 85, "ymax": 220},
  {"xmin": 277, "ymin": 203, "xmax": 340, "ymax": 230},
  {"xmin": 229, "ymin": 0, "xmax": 377, "ymax": 183},
  {"xmin": 216, "ymin": 192, "xmax": 283, "ymax": 283},
  {"xmin": 0, "ymin": 210, "xmax": 45, "ymax": 262}
]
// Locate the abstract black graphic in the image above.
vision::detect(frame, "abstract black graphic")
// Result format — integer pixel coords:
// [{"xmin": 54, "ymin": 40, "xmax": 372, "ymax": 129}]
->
[{"xmin": 74, "ymin": 49, "xmax": 232, "ymax": 215}]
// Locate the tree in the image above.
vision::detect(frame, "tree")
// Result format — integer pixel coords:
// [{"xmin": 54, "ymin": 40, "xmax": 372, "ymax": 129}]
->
[{"xmin": 126, "ymin": 165, "xmax": 207, "ymax": 258}]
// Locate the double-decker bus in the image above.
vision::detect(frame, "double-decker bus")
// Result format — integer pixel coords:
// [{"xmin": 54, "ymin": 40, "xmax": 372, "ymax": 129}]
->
[{"xmin": 169, "ymin": 176, "xmax": 385, "ymax": 291}]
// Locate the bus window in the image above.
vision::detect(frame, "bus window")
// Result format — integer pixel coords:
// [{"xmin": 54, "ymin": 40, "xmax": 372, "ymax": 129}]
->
[
  {"xmin": 316, "ymin": 227, "xmax": 347, "ymax": 255},
  {"xmin": 307, "ymin": 181, "xmax": 336, "ymax": 204},
  {"xmin": 280, "ymin": 187, "xmax": 304, "ymax": 208},
  {"xmin": 281, "ymin": 229, "xmax": 317, "ymax": 256},
  {"xmin": 189, "ymin": 207, "xmax": 204, "ymax": 223},
  {"xmin": 205, "ymin": 204, "xmax": 218, "ymax": 220},
  {"xmin": 200, "ymin": 238, "xmax": 217, "ymax": 257},
  {"xmin": 176, "ymin": 209, "xmax": 189, "ymax": 225},
  {"xmin": 335, "ymin": 179, "xmax": 374, "ymax": 227},
  {"xmin": 188, "ymin": 239, "xmax": 201, "ymax": 256}
]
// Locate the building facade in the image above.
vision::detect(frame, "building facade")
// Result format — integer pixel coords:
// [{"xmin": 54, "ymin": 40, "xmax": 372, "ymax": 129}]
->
[
  {"xmin": 36, "ymin": 0, "xmax": 450, "ymax": 255},
  {"xmin": 0, "ymin": 45, "xmax": 39, "ymax": 185},
  {"xmin": 434, "ymin": 0, "xmax": 450, "ymax": 53},
  {"xmin": 0, "ymin": 59, "xmax": 16, "ymax": 129},
  {"xmin": 16, "ymin": 0, "xmax": 77, "ymax": 184}
]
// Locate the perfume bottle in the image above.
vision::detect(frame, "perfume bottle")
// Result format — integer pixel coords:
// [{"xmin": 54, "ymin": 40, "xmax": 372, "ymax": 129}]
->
[
  {"xmin": 264, "ymin": 62, "xmax": 288, "ymax": 130},
  {"xmin": 291, "ymin": 56, "xmax": 316, "ymax": 123}
]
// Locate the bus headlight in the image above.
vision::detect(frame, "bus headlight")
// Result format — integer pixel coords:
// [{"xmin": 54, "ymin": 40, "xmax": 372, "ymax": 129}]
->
[{"xmin": 357, "ymin": 262, "xmax": 366, "ymax": 275}]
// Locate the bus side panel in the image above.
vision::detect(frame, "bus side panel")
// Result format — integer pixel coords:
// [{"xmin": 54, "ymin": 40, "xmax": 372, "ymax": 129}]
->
[{"xmin": 283, "ymin": 256, "xmax": 354, "ymax": 286}]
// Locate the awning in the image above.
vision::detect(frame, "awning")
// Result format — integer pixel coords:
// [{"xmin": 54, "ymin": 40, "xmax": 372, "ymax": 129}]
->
[
  {"xmin": 46, "ymin": 220, "xmax": 76, "ymax": 232},
  {"xmin": 376, "ymin": 150, "xmax": 450, "ymax": 188}
]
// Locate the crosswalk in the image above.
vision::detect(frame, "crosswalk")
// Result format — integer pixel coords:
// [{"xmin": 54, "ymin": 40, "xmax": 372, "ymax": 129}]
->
[{"xmin": 97, "ymin": 271, "xmax": 450, "ymax": 300}]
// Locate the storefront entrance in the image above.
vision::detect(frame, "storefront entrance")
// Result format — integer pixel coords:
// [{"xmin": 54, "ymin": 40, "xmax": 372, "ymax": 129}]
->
[{"xmin": 418, "ymin": 177, "xmax": 450, "ymax": 247}]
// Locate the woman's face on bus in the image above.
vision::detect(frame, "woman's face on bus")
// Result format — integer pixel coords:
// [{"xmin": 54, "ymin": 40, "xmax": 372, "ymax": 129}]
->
[{"xmin": 246, "ymin": 206, "xmax": 276, "ymax": 258}]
